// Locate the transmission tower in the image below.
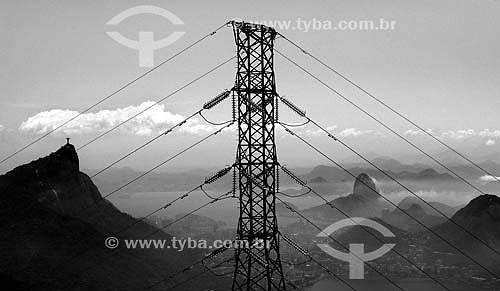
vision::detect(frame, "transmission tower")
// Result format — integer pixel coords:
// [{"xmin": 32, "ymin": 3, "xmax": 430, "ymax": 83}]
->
[{"xmin": 231, "ymin": 21, "xmax": 287, "ymax": 290}]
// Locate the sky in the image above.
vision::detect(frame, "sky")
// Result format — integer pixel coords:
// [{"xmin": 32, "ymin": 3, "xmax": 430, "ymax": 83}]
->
[{"xmin": 1, "ymin": 0, "xmax": 500, "ymax": 173}]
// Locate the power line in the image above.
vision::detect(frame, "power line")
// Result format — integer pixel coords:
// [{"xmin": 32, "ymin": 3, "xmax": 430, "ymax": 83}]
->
[
  {"xmin": 1, "ymin": 78, "xmax": 233, "ymax": 227},
  {"xmin": 278, "ymin": 231, "xmax": 359, "ymax": 291},
  {"xmin": 107, "ymin": 165, "xmax": 235, "ymax": 241},
  {"xmin": 277, "ymin": 33, "xmax": 500, "ymax": 185},
  {"xmin": 161, "ymin": 254, "xmax": 304, "ymax": 291},
  {"xmin": 4, "ymin": 111, "xmax": 232, "ymax": 234},
  {"xmin": 60, "ymin": 122, "xmax": 233, "ymax": 219},
  {"xmin": 98, "ymin": 122, "xmax": 234, "ymax": 201},
  {"xmin": 280, "ymin": 256, "xmax": 312, "ymax": 266},
  {"xmin": 243, "ymin": 170, "xmax": 402, "ymax": 289},
  {"xmin": 167, "ymin": 258, "xmax": 305, "ymax": 291},
  {"xmin": 145, "ymin": 239, "xmax": 234, "ymax": 290},
  {"xmin": 140, "ymin": 201, "xmax": 236, "ymax": 291},
  {"xmin": 201, "ymin": 258, "xmax": 234, "ymax": 277},
  {"xmin": 143, "ymin": 190, "xmax": 234, "ymax": 240},
  {"xmin": 278, "ymin": 164, "xmax": 450, "ymax": 290},
  {"xmin": 0, "ymin": 22, "xmax": 229, "ymax": 166},
  {"xmin": 199, "ymin": 110, "xmax": 235, "ymax": 126},
  {"xmin": 26, "ymin": 92, "xmax": 234, "ymax": 219},
  {"xmin": 158, "ymin": 233, "xmax": 306, "ymax": 291},
  {"xmin": 13, "ymin": 124, "xmax": 234, "ymax": 277},
  {"xmin": 302, "ymin": 117, "xmax": 500, "ymax": 257},
  {"xmin": 278, "ymin": 93, "xmax": 500, "ymax": 257},
  {"xmin": 89, "ymin": 110, "xmax": 202, "ymax": 179},
  {"xmin": 77, "ymin": 57, "xmax": 235, "ymax": 151},
  {"xmin": 165, "ymin": 257, "xmax": 235, "ymax": 291},
  {"xmin": 279, "ymin": 124, "xmax": 500, "ymax": 279},
  {"xmin": 79, "ymin": 191, "xmax": 235, "ymax": 288},
  {"xmin": 275, "ymin": 49, "xmax": 490, "ymax": 199},
  {"xmin": 276, "ymin": 197, "xmax": 404, "ymax": 291},
  {"xmin": 277, "ymin": 189, "xmax": 312, "ymax": 198},
  {"xmin": 64, "ymin": 184, "xmax": 203, "ymax": 267},
  {"xmin": 243, "ymin": 161, "xmax": 402, "ymax": 289}
]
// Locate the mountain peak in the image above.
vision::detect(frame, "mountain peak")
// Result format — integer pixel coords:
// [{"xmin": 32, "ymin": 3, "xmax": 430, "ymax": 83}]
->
[
  {"xmin": 42, "ymin": 143, "xmax": 79, "ymax": 170},
  {"xmin": 353, "ymin": 173, "xmax": 379, "ymax": 200},
  {"xmin": 4, "ymin": 144, "xmax": 79, "ymax": 182},
  {"xmin": 455, "ymin": 194, "xmax": 500, "ymax": 219},
  {"xmin": 0, "ymin": 144, "xmax": 102, "ymax": 215},
  {"xmin": 0, "ymin": 145, "xmax": 210, "ymax": 290}
]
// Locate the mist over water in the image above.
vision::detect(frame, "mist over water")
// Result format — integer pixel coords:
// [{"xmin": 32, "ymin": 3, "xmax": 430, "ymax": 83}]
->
[
  {"xmin": 109, "ymin": 191, "xmax": 239, "ymax": 225},
  {"xmin": 109, "ymin": 186, "xmax": 473, "ymax": 224},
  {"xmin": 109, "ymin": 190, "xmax": 313, "ymax": 228},
  {"xmin": 382, "ymin": 189, "xmax": 475, "ymax": 208}
]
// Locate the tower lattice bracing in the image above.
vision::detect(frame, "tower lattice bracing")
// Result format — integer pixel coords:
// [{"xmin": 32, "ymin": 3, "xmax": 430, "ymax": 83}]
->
[{"xmin": 231, "ymin": 21, "xmax": 286, "ymax": 291}]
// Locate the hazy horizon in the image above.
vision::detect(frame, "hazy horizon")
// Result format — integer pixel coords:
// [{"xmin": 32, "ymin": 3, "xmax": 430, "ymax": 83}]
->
[{"xmin": 2, "ymin": 0, "xmax": 500, "ymax": 174}]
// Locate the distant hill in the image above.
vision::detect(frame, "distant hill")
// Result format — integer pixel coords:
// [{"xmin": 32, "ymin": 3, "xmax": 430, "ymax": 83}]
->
[
  {"xmin": 303, "ymin": 173, "xmax": 391, "ymax": 220},
  {"xmin": 342, "ymin": 156, "xmax": 440, "ymax": 172},
  {"xmin": 305, "ymin": 164, "xmax": 455, "ymax": 184},
  {"xmin": 423, "ymin": 194, "xmax": 500, "ymax": 272},
  {"xmin": 306, "ymin": 165, "xmax": 351, "ymax": 182},
  {"xmin": 0, "ymin": 144, "xmax": 228, "ymax": 290},
  {"xmin": 381, "ymin": 203, "xmax": 446, "ymax": 232},
  {"xmin": 90, "ymin": 167, "xmax": 229, "ymax": 194},
  {"xmin": 397, "ymin": 196, "xmax": 462, "ymax": 217},
  {"xmin": 398, "ymin": 168, "xmax": 455, "ymax": 181},
  {"xmin": 436, "ymin": 150, "xmax": 500, "ymax": 167},
  {"xmin": 353, "ymin": 157, "xmax": 429, "ymax": 173}
]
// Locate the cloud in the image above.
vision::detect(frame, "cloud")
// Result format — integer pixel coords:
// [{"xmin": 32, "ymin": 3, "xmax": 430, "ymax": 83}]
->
[
  {"xmin": 19, "ymin": 102, "xmax": 214, "ymax": 136},
  {"xmin": 479, "ymin": 129, "xmax": 500, "ymax": 138},
  {"xmin": 441, "ymin": 129, "xmax": 475, "ymax": 139},
  {"xmin": 285, "ymin": 126, "xmax": 376, "ymax": 138},
  {"xmin": 303, "ymin": 125, "xmax": 337, "ymax": 137},
  {"xmin": 404, "ymin": 128, "xmax": 500, "ymax": 145},
  {"xmin": 384, "ymin": 189, "xmax": 476, "ymax": 207},
  {"xmin": 404, "ymin": 129, "xmax": 423, "ymax": 136},
  {"xmin": 0, "ymin": 125, "xmax": 4, "ymax": 132},
  {"xmin": 338, "ymin": 128, "xmax": 374, "ymax": 137},
  {"xmin": 479, "ymin": 175, "xmax": 500, "ymax": 182},
  {"xmin": 403, "ymin": 129, "xmax": 435, "ymax": 136}
]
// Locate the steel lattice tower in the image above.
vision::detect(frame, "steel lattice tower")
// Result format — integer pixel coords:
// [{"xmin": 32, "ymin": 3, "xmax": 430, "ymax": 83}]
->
[{"xmin": 231, "ymin": 21, "xmax": 286, "ymax": 291}]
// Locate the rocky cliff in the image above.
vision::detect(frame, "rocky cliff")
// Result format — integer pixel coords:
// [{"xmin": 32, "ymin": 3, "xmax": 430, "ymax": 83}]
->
[
  {"xmin": 303, "ymin": 173, "xmax": 390, "ymax": 220},
  {"xmin": 0, "ymin": 144, "xmax": 227, "ymax": 290}
]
